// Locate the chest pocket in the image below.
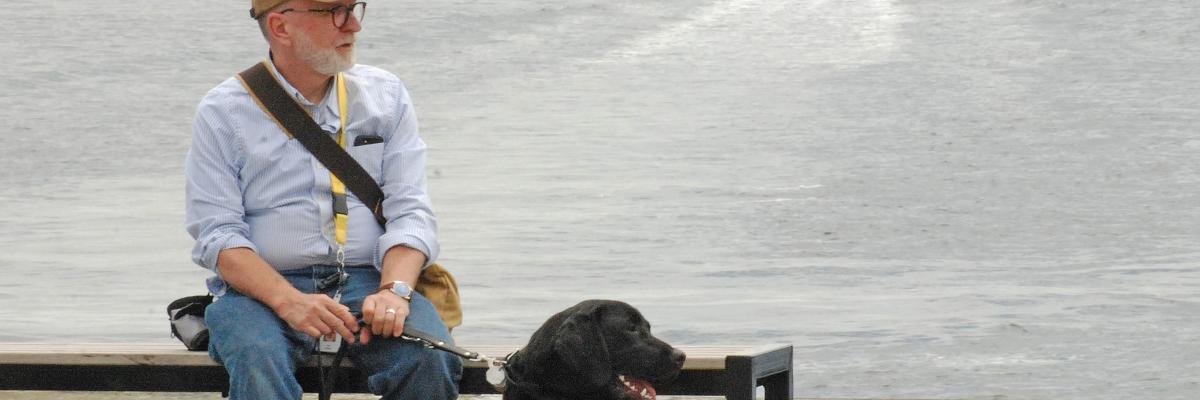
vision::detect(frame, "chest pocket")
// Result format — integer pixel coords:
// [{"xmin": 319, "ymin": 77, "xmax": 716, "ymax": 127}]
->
[{"xmin": 347, "ymin": 139, "xmax": 384, "ymax": 182}]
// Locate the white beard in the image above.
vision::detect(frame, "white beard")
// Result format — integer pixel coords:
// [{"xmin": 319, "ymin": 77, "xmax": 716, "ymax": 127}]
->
[{"xmin": 293, "ymin": 29, "xmax": 355, "ymax": 75}]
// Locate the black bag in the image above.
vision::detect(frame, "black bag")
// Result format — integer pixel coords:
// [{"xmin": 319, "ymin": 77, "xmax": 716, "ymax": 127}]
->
[{"xmin": 168, "ymin": 294, "xmax": 213, "ymax": 351}]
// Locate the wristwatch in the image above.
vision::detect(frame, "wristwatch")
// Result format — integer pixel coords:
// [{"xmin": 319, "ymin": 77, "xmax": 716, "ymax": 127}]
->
[{"xmin": 378, "ymin": 280, "xmax": 413, "ymax": 301}]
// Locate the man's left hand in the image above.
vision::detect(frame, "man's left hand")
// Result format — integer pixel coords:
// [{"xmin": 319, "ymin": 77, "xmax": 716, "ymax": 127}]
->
[{"xmin": 358, "ymin": 290, "xmax": 410, "ymax": 344}]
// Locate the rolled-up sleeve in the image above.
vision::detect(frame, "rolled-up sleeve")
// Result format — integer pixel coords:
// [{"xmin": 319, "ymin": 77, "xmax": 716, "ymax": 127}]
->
[
  {"xmin": 376, "ymin": 81, "xmax": 439, "ymax": 268},
  {"xmin": 185, "ymin": 92, "xmax": 258, "ymax": 271}
]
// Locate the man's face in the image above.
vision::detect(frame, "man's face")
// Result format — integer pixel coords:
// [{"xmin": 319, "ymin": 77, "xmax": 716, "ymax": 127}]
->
[{"xmin": 283, "ymin": 0, "xmax": 361, "ymax": 75}]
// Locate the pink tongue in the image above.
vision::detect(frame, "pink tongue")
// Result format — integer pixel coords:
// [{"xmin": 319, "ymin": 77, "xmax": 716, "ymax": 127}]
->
[{"xmin": 623, "ymin": 376, "xmax": 656, "ymax": 399}]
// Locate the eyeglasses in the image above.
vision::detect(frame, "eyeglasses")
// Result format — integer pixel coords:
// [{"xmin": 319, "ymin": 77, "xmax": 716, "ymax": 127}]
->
[{"xmin": 278, "ymin": 2, "xmax": 367, "ymax": 29}]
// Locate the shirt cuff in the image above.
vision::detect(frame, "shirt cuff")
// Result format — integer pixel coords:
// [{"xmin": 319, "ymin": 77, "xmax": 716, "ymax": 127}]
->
[
  {"xmin": 377, "ymin": 233, "xmax": 437, "ymax": 269},
  {"xmin": 199, "ymin": 233, "xmax": 258, "ymax": 271},
  {"xmin": 196, "ymin": 234, "xmax": 257, "ymax": 297}
]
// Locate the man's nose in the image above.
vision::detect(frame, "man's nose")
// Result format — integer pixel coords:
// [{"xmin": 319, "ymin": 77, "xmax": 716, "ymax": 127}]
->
[{"xmin": 341, "ymin": 12, "xmax": 362, "ymax": 33}]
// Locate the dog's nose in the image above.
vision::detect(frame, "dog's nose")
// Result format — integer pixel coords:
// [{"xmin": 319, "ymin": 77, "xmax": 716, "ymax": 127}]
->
[{"xmin": 670, "ymin": 348, "xmax": 686, "ymax": 366}]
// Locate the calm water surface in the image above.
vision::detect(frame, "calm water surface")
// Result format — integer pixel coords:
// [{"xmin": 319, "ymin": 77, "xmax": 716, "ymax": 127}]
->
[{"xmin": 1, "ymin": 0, "xmax": 1198, "ymax": 399}]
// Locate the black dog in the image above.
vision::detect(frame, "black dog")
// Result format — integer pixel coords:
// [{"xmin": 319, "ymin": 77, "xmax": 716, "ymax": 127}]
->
[{"xmin": 502, "ymin": 299, "xmax": 686, "ymax": 400}]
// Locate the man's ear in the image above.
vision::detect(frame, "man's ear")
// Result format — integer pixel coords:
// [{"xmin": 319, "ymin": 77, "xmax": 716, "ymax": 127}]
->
[{"xmin": 264, "ymin": 13, "xmax": 293, "ymax": 46}]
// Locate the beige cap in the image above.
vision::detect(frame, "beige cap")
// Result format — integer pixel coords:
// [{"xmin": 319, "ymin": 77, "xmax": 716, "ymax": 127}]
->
[{"xmin": 250, "ymin": 0, "xmax": 339, "ymax": 19}]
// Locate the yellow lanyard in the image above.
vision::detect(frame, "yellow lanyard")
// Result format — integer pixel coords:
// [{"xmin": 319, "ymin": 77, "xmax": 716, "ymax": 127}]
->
[{"xmin": 331, "ymin": 73, "xmax": 350, "ymax": 259}]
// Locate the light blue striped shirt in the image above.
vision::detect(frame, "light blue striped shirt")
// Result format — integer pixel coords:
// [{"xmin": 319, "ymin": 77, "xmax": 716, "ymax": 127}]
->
[{"xmin": 185, "ymin": 60, "xmax": 438, "ymax": 296}]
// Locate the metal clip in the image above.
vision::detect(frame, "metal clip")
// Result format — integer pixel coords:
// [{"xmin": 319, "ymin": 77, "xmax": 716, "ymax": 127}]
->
[
  {"xmin": 335, "ymin": 245, "xmax": 347, "ymax": 269},
  {"xmin": 317, "ymin": 271, "xmax": 350, "ymax": 292},
  {"xmin": 485, "ymin": 358, "xmax": 507, "ymax": 393}
]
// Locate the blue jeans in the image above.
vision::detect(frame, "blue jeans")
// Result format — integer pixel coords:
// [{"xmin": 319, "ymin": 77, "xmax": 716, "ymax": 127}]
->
[{"xmin": 205, "ymin": 265, "xmax": 462, "ymax": 399}]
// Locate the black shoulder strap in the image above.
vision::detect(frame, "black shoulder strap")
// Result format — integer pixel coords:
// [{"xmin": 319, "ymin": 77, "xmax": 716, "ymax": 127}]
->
[{"xmin": 237, "ymin": 61, "xmax": 387, "ymax": 227}]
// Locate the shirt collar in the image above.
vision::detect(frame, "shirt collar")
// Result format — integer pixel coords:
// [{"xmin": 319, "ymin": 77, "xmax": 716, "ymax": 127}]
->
[{"xmin": 266, "ymin": 54, "xmax": 341, "ymax": 120}]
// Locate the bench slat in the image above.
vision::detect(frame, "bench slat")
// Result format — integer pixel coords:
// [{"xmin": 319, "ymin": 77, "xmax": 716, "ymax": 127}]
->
[
  {"xmin": 0, "ymin": 342, "xmax": 771, "ymax": 370},
  {"xmin": 0, "ymin": 342, "xmax": 793, "ymax": 398}
]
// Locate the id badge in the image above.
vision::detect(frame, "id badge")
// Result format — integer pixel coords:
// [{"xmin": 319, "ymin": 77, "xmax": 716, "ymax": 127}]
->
[{"xmin": 318, "ymin": 292, "xmax": 343, "ymax": 353}]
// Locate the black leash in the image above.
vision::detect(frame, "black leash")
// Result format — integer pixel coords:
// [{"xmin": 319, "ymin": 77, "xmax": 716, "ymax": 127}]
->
[
  {"xmin": 317, "ymin": 344, "xmax": 349, "ymax": 400},
  {"xmin": 315, "ymin": 323, "xmax": 511, "ymax": 399},
  {"xmin": 315, "ymin": 271, "xmax": 352, "ymax": 400},
  {"xmin": 399, "ymin": 328, "xmax": 512, "ymax": 393},
  {"xmin": 398, "ymin": 328, "xmax": 480, "ymax": 360}
]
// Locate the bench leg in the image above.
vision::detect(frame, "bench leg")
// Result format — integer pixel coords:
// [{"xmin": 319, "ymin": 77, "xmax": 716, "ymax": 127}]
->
[
  {"xmin": 760, "ymin": 370, "xmax": 792, "ymax": 400},
  {"xmin": 725, "ymin": 357, "xmax": 756, "ymax": 400},
  {"xmin": 724, "ymin": 347, "xmax": 794, "ymax": 400},
  {"xmin": 724, "ymin": 381, "xmax": 755, "ymax": 400},
  {"xmin": 726, "ymin": 371, "xmax": 792, "ymax": 400}
]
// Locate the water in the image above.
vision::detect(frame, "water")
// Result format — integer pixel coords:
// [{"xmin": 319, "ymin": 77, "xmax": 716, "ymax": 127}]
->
[{"xmin": 2, "ymin": 0, "xmax": 1199, "ymax": 399}]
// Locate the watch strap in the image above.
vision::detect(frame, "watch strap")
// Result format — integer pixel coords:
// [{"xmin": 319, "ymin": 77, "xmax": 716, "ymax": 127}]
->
[{"xmin": 377, "ymin": 280, "xmax": 413, "ymax": 300}]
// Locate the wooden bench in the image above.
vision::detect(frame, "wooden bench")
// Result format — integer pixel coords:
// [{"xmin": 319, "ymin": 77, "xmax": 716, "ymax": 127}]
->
[{"xmin": 0, "ymin": 342, "xmax": 792, "ymax": 399}]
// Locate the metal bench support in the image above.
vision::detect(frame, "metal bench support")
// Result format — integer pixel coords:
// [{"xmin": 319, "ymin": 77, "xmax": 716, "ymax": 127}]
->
[{"xmin": 725, "ymin": 345, "xmax": 794, "ymax": 400}]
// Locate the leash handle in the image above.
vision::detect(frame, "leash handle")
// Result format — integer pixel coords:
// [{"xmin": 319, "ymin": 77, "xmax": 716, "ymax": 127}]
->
[
  {"xmin": 353, "ymin": 313, "xmax": 487, "ymax": 362},
  {"xmin": 401, "ymin": 328, "xmax": 481, "ymax": 361}
]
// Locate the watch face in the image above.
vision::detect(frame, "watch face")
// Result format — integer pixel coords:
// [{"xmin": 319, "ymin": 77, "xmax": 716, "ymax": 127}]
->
[{"xmin": 392, "ymin": 281, "xmax": 412, "ymax": 296}]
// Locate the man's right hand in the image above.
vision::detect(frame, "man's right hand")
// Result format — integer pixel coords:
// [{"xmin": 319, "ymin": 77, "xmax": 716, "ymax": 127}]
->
[
  {"xmin": 273, "ymin": 293, "xmax": 360, "ymax": 342},
  {"xmin": 214, "ymin": 248, "xmax": 359, "ymax": 342}
]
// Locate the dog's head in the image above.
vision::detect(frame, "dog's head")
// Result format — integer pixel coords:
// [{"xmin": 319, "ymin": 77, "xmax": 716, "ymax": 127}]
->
[{"xmin": 508, "ymin": 299, "xmax": 686, "ymax": 400}]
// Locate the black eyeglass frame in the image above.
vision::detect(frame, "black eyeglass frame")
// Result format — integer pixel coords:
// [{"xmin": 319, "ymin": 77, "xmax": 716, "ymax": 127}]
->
[{"xmin": 274, "ymin": 2, "xmax": 367, "ymax": 28}]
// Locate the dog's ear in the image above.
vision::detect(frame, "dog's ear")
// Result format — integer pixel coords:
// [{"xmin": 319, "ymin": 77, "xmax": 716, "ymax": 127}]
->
[{"xmin": 552, "ymin": 311, "xmax": 613, "ymax": 389}]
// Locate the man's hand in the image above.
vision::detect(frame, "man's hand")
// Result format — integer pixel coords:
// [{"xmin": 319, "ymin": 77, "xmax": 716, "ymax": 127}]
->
[
  {"xmin": 358, "ymin": 290, "xmax": 410, "ymax": 344},
  {"xmin": 215, "ymin": 248, "xmax": 360, "ymax": 343},
  {"xmin": 274, "ymin": 293, "xmax": 360, "ymax": 342}
]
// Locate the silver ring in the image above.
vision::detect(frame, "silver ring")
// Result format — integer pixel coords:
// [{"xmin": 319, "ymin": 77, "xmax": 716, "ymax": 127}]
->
[{"xmin": 385, "ymin": 308, "xmax": 397, "ymax": 314}]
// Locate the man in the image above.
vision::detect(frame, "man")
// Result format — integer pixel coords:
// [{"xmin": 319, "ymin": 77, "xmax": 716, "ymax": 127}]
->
[{"xmin": 185, "ymin": 0, "xmax": 461, "ymax": 398}]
